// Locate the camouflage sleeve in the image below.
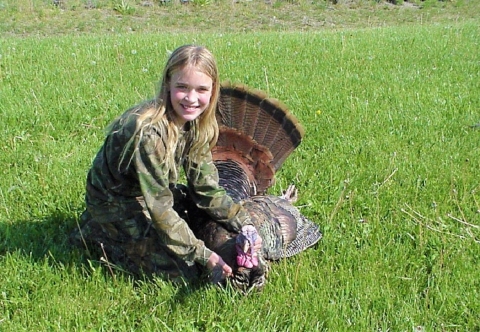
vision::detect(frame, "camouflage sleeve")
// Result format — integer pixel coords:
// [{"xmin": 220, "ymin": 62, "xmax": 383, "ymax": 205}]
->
[
  {"xmin": 186, "ymin": 147, "xmax": 252, "ymax": 232},
  {"xmin": 135, "ymin": 131, "xmax": 213, "ymax": 266}
]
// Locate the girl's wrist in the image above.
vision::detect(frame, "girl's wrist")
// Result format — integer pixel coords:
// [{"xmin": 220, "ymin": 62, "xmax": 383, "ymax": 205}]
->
[{"xmin": 194, "ymin": 244, "xmax": 214, "ymax": 266}]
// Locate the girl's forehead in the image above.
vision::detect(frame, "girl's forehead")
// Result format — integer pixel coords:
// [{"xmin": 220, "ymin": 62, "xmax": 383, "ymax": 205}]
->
[
  {"xmin": 171, "ymin": 66, "xmax": 212, "ymax": 84},
  {"xmin": 173, "ymin": 64, "xmax": 205, "ymax": 76}
]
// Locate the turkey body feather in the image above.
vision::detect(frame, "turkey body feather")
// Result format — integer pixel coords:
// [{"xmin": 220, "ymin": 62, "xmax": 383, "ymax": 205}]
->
[
  {"xmin": 245, "ymin": 195, "xmax": 322, "ymax": 261},
  {"xmin": 188, "ymin": 82, "xmax": 322, "ymax": 292}
]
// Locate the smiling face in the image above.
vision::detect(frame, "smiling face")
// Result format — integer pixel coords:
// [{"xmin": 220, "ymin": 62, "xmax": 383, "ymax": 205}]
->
[{"xmin": 169, "ymin": 65, "xmax": 213, "ymax": 128}]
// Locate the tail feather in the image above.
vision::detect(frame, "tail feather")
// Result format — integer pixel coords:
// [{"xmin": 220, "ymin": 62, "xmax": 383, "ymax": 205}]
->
[
  {"xmin": 216, "ymin": 82, "xmax": 304, "ymax": 194},
  {"xmin": 214, "ymin": 127, "xmax": 275, "ymax": 195},
  {"xmin": 217, "ymin": 82, "xmax": 304, "ymax": 173},
  {"xmin": 216, "ymin": 160, "xmax": 251, "ymax": 202}
]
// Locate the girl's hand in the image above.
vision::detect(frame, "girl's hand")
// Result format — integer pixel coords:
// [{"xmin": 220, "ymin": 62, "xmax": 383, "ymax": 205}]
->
[{"xmin": 206, "ymin": 252, "xmax": 232, "ymax": 283}]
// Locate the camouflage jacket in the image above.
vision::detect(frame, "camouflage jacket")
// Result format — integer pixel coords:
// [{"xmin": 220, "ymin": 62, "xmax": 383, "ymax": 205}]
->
[{"xmin": 85, "ymin": 102, "xmax": 251, "ymax": 266}]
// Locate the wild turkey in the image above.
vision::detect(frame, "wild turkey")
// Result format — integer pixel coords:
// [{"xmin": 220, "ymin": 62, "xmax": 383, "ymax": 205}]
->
[{"xmin": 186, "ymin": 82, "xmax": 322, "ymax": 292}]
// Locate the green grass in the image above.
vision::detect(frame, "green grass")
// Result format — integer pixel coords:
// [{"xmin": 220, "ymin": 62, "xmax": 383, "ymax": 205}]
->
[
  {"xmin": 1, "ymin": 0, "xmax": 479, "ymax": 36},
  {"xmin": 1, "ymin": 0, "xmax": 480, "ymax": 331}
]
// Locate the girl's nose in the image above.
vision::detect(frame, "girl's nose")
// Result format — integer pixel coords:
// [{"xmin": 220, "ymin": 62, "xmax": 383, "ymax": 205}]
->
[{"xmin": 185, "ymin": 89, "xmax": 197, "ymax": 102}]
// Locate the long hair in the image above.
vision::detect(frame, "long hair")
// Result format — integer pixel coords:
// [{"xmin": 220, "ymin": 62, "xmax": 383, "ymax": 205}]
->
[{"xmin": 113, "ymin": 45, "xmax": 220, "ymax": 177}]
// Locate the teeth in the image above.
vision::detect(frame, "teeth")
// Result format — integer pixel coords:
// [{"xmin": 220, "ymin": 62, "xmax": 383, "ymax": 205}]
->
[{"xmin": 183, "ymin": 107, "xmax": 198, "ymax": 113}]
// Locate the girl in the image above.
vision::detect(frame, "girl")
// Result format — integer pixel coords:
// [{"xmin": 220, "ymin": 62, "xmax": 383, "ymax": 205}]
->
[{"xmin": 71, "ymin": 45, "xmax": 260, "ymax": 282}]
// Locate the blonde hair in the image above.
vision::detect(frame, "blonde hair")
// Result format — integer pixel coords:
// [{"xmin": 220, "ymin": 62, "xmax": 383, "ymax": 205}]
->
[{"xmin": 113, "ymin": 45, "xmax": 220, "ymax": 177}]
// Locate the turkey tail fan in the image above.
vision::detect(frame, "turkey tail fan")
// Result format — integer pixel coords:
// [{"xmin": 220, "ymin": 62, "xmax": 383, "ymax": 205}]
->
[{"xmin": 215, "ymin": 82, "xmax": 305, "ymax": 195}]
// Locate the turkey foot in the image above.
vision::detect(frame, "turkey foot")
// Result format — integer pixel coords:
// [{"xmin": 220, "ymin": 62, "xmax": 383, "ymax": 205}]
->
[{"xmin": 281, "ymin": 184, "xmax": 298, "ymax": 203}]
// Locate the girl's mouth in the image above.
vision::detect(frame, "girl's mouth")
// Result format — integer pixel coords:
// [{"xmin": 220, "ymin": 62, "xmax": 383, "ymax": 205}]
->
[{"xmin": 182, "ymin": 104, "xmax": 199, "ymax": 112}]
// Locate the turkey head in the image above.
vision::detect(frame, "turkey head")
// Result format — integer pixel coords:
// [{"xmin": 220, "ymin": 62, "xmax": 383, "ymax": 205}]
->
[
  {"xmin": 188, "ymin": 210, "xmax": 269, "ymax": 292},
  {"xmin": 236, "ymin": 225, "xmax": 259, "ymax": 269}
]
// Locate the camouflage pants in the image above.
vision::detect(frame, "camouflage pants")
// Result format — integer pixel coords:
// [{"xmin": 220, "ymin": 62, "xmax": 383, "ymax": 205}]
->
[{"xmin": 69, "ymin": 185, "xmax": 201, "ymax": 281}]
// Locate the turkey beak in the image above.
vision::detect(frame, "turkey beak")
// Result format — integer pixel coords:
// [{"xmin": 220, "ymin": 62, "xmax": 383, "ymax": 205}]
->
[{"xmin": 242, "ymin": 241, "xmax": 251, "ymax": 254}]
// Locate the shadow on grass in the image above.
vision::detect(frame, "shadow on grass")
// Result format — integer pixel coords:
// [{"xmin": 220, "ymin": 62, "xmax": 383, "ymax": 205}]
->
[
  {"xmin": 0, "ymin": 207, "xmax": 212, "ymax": 299},
  {"xmin": 0, "ymin": 208, "xmax": 80, "ymax": 262}
]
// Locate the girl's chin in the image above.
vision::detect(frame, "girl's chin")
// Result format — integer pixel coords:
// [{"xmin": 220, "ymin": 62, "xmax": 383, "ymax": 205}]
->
[
  {"xmin": 183, "ymin": 107, "xmax": 205, "ymax": 118},
  {"xmin": 175, "ymin": 113, "xmax": 200, "ymax": 125},
  {"xmin": 182, "ymin": 113, "xmax": 200, "ymax": 121}
]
